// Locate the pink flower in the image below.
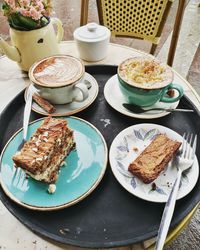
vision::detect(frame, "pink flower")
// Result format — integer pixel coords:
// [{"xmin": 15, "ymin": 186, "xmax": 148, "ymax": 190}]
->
[
  {"xmin": 35, "ymin": 2, "xmax": 45, "ymax": 12},
  {"xmin": 19, "ymin": 0, "xmax": 31, "ymax": 7},
  {"xmin": 3, "ymin": 0, "xmax": 53, "ymax": 28},
  {"xmin": 31, "ymin": 0, "xmax": 43, "ymax": 6},
  {"xmin": 4, "ymin": 0, "xmax": 15, "ymax": 9},
  {"xmin": 19, "ymin": 8, "xmax": 31, "ymax": 17},
  {"xmin": 19, "ymin": 6, "xmax": 41, "ymax": 20},
  {"xmin": 29, "ymin": 6, "xmax": 42, "ymax": 20}
]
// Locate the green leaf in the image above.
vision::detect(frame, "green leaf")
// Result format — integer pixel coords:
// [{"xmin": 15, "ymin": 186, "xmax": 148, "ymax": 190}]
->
[
  {"xmin": 40, "ymin": 16, "xmax": 49, "ymax": 27},
  {"xmin": 8, "ymin": 14, "xmax": 26, "ymax": 30},
  {"xmin": 17, "ymin": 14, "xmax": 38, "ymax": 29},
  {"xmin": 5, "ymin": 10, "xmax": 50, "ymax": 30}
]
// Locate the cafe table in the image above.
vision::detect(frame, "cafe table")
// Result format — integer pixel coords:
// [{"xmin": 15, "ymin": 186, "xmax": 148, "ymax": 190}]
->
[{"xmin": 0, "ymin": 41, "xmax": 199, "ymax": 250}]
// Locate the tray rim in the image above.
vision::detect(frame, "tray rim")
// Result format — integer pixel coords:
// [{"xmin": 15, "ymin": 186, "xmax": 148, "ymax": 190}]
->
[
  {"xmin": 0, "ymin": 183, "xmax": 199, "ymax": 249},
  {"xmin": 0, "ymin": 64, "xmax": 200, "ymax": 248}
]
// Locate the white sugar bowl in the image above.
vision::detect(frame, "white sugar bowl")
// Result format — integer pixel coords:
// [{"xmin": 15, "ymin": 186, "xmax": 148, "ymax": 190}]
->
[{"xmin": 73, "ymin": 22, "xmax": 111, "ymax": 62}]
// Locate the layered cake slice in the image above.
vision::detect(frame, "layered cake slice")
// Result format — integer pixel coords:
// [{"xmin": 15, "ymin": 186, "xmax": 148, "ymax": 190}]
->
[
  {"xmin": 128, "ymin": 134, "xmax": 181, "ymax": 184},
  {"xmin": 13, "ymin": 117, "xmax": 75, "ymax": 183}
]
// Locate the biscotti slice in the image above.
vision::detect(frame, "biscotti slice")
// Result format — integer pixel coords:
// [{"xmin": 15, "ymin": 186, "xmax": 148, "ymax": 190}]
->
[
  {"xmin": 32, "ymin": 93, "xmax": 56, "ymax": 113},
  {"xmin": 128, "ymin": 134, "xmax": 181, "ymax": 184},
  {"xmin": 12, "ymin": 117, "xmax": 75, "ymax": 183}
]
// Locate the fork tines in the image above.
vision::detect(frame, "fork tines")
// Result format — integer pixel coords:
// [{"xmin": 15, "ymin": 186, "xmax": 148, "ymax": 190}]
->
[{"xmin": 182, "ymin": 133, "xmax": 197, "ymax": 159}]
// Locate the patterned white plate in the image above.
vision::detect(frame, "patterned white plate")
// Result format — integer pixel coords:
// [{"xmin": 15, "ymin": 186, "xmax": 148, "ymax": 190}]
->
[
  {"xmin": 109, "ymin": 124, "xmax": 199, "ymax": 203},
  {"xmin": 104, "ymin": 74, "xmax": 180, "ymax": 119}
]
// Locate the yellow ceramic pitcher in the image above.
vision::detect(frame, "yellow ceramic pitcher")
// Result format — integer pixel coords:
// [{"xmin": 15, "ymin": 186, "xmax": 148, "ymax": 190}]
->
[{"xmin": 0, "ymin": 17, "xmax": 64, "ymax": 71}]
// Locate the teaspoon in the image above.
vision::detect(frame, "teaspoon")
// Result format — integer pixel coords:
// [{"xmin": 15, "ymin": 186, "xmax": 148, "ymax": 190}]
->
[{"xmin": 122, "ymin": 103, "xmax": 194, "ymax": 114}]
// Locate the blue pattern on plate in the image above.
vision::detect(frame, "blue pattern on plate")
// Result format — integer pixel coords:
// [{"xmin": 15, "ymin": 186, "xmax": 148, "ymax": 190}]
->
[
  {"xmin": 117, "ymin": 145, "xmax": 128, "ymax": 152},
  {"xmin": 155, "ymin": 186, "xmax": 167, "ymax": 195},
  {"xmin": 133, "ymin": 128, "xmax": 158, "ymax": 141},
  {"xmin": 115, "ymin": 127, "xmax": 171, "ymax": 197},
  {"xmin": 148, "ymin": 185, "xmax": 167, "ymax": 195},
  {"xmin": 117, "ymin": 137, "xmax": 129, "ymax": 153},
  {"xmin": 134, "ymin": 129, "xmax": 144, "ymax": 140},
  {"xmin": 117, "ymin": 160, "xmax": 126, "ymax": 171},
  {"xmin": 130, "ymin": 177, "xmax": 137, "ymax": 189},
  {"xmin": 110, "ymin": 123, "xmax": 199, "ymax": 202}
]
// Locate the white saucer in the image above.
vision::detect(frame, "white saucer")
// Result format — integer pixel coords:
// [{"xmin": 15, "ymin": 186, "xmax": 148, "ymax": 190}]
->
[
  {"xmin": 104, "ymin": 74, "xmax": 180, "ymax": 119},
  {"xmin": 109, "ymin": 123, "xmax": 199, "ymax": 203},
  {"xmin": 25, "ymin": 73, "xmax": 99, "ymax": 116}
]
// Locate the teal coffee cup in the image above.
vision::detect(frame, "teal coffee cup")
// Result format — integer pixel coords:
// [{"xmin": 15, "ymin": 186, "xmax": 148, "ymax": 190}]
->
[{"xmin": 117, "ymin": 57, "xmax": 184, "ymax": 107}]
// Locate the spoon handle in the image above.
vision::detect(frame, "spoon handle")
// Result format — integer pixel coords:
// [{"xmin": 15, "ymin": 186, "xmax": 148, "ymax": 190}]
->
[
  {"xmin": 150, "ymin": 108, "xmax": 194, "ymax": 113},
  {"xmin": 122, "ymin": 103, "xmax": 194, "ymax": 113}
]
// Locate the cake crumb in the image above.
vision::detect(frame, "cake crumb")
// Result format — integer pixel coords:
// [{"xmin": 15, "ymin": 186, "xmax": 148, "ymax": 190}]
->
[
  {"xmin": 48, "ymin": 184, "xmax": 56, "ymax": 194},
  {"xmin": 59, "ymin": 228, "xmax": 70, "ymax": 235},
  {"xmin": 133, "ymin": 147, "xmax": 139, "ymax": 152},
  {"xmin": 151, "ymin": 182, "xmax": 157, "ymax": 191},
  {"xmin": 60, "ymin": 161, "xmax": 66, "ymax": 167}
]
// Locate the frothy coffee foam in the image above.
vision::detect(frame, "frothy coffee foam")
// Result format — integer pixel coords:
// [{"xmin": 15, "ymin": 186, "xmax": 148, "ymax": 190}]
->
[
  {"xmin": 33, "ymin": 56, "xmax": 83, "ymax": 86},
  {"xmin": 118, "ymin": 57, "xmax": 173, "ymax": 89}
]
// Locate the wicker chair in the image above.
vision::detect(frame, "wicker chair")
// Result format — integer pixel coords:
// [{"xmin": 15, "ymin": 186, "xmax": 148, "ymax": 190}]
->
[{"xmin": 80, "ymin": 0, "xmax": 186, "ymax": 66}]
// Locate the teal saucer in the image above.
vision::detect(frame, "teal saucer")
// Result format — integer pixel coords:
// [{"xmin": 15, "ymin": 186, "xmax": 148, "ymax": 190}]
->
[{"xmin": 0, "ymin": 117, "xmax": 107, "ymax": 211}]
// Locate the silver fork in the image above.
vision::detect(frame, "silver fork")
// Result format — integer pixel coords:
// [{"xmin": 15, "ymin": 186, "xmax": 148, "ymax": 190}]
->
[
  {"xmin": 155, "ymin": 132, "xmax": 197, "ymax": 250},
  {"xmin": 18, "ymin": 84, "xmax": 35, "ymax": 150},
  {"xmin": 12, "ymin": 85, "xmax": 34, "ymax": 185}
]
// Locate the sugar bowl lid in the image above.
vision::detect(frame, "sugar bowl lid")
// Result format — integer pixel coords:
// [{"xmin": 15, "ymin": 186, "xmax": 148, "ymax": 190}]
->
[{"xmin": 73, "ymin": 22, "xmax": 111, "ymax": 42}]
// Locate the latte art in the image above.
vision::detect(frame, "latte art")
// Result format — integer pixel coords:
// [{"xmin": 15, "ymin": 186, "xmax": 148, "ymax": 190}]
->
[{"xmin": 33, "ymin": 56, "xmax": 84, "ymax": 87}]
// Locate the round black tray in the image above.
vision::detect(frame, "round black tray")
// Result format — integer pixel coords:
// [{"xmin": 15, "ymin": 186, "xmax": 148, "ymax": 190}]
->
[{"xmin": 0, "ymin": 65, "xmax": 200, "ymax": 248}]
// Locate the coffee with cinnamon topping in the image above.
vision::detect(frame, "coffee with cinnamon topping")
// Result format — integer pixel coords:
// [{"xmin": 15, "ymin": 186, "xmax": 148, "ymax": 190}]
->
[
  {"xmin": 118, "ymin": 57, "xmax": 173, "ymax": 89},
  {"xmin": 32, "ymin": 55, "xmax": 84, "ymax": 87},
  {"xmin": 117, "ymin": 57, "xmax": 183, "ymax": 107}
]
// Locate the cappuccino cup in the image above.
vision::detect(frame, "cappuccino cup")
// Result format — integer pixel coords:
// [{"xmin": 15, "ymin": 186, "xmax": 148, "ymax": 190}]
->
[
  {"xmin": 29, "ymin": 55, "xmax": 89, "ymax": 105},
  {"xmin": 118, "ymin": 57, "xmax": 184, "ymax": 107}
]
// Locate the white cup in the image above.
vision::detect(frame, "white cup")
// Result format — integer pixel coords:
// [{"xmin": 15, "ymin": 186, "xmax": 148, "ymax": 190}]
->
[{"xmin": 29, "ymin": 55, "xmax": 89, "ymax": 104}]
